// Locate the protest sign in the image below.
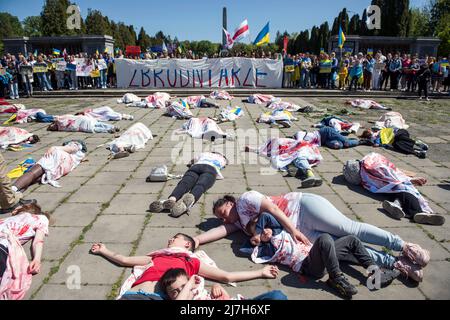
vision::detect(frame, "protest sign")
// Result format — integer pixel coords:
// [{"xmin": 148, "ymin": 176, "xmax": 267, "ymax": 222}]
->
[
  {"xmin": 97, "ymin": 59, "xmax": 107, "ymax": 70},
  {"xmin": 33, "ymin": 63, "xmax": 48, "ymax": 73},
  {"xmin": 56, "ymin": 61, "xmax": 67, "ymax": 72},
  {"xmin": 116, "ymin": 57, "xmax": 283, "ymax": 88},
  {"xmin": 75, "ymin": 58, "xmax": 94, "ymax": 76}
]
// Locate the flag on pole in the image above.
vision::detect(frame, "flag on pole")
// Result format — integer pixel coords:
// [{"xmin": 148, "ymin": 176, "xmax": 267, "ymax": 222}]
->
[
  {"xmin": 177, "ymin": 43, "xmax": 183, "ymax": 54},
  {"xmin": 33, "ymin": 49, "xmax": 38, "ymax": 57},
  {"xmin": 63, "ymin": 48, "xmax": 67, "ymax": 58},
  {"xmin": 283, "ymin": 36, "xmax": 289, "ymax": 53},
  {"xmin": 253, "ymin": 22, "xmax": 270, "ymax": 46},
  {"xmin": 338, "ymin": 25, "xmax": 346, "ymax": 49},
  {"xmin": 223, "ymin": 28, "xmax": 235, "ymax": 49},
  {"xmin": 162, "ymin": 42, "xmax": 168, "ymax": 52},
  {"xmin": 53, "ymin": 48, "xmax": 61, "ymax": 56},
  {"xmin": 96, "ymin": 49, "xmax": 99, "ymax": 55},
  {"xmin": 232, "ymin": 19, "xmax": 249, "ymax": 42}
]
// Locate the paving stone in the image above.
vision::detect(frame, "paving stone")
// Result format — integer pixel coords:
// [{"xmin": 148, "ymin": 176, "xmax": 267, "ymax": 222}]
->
[
  {"xmin": 349, "ymin": 204, "xmax": 415, "ymax": 228},
  {"xmin": 208, "ymin": 179, "xmax": 251, "ymax": 194},
  {"xmin": 34, "ymin": 284, "xmax": 111, "ymax": 300},
  {"xmin": 85, "ymin": 171, "xmax": 131, "ymax": 186},
  {"xmin": 52, "ymin": 203, "xmax": 103, "ymax": 227},
  {"xmin": 68, "ymin": 184, "xmax": 121, "ymax": 203},
  {"xmin": 31, "ymin": 192, "xmax": 70, "ymax": 212},
  {"xmin": 84, "ymin": 214, "xmax": 146, "ymax": 243},
  {"xmin": 34, "ymin": 176, "xmax": 88, "ymax": 193},
  {"xmin": 103, "ymin": 194, "xmax": 152, "ymax": 214},
  {"xmin": 101, "ymin": 160, "xmax": 141, "ymax": 172},
  {"xmin": 49, "ymin": 243, "xmax": 131, "ymax": 285},
  {"xmin": 43, "ymin": 226, "xmax": 83, "ymax": 260},
  {"xmin": 384, "ymin": 227, "xmax": 450, "ymax": 261},
  {"xmin": 419, "ymin": 261, "xmax": 450, "ymax": 299},
  {"xmin": 120, "ymin": 178, "xmax": 163, "ymax": 194},
  {"xmin": 25, "ymin": 261, "xmax": 58, "ymax": 300}
]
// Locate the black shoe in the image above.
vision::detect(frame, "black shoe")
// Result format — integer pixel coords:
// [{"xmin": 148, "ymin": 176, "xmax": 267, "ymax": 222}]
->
[
  {"xmin": 415, "ymin": 150, "xmax": 427, "ymax": 159},
  {"xmin": 379, "ymin": 268, "xmax": 401, "ymax": 288},
  {"xmin": 327, "ymin": 274, "xmax": 358, "ymax": 299},
  {"xmin": 359, "ymin": 139, "xmax": 374, "ymax": 146},
  {"xmin": 0, "ymin": 198, "xmax": 37, "ymax": 214}
]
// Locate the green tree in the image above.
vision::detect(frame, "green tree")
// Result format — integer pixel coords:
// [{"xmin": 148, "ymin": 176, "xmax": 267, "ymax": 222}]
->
[
  {"xmin": 309, "ymin": 26, "xmax": 320, "ymax": 54},
  {"xmin": 429, "ymin": 0, "xmax": 450, "ymax": 55},
  {"xmin": 407, "ymin": 8, "xmax": 432, "ymax": 36},
  {"xmin": 348, "ymin": 14, "xmax": 360, "ymax": 35},
  {"xmin": 0, "ymin": 12, "xmax": 24, "ymax": 55},
  {"xmin": 41, "ymin": 0, "xmax": 72, "ymax": 36},
  {"xmin": 331, "ymin": 8, "xmax": 350, "ymax": 35},
  {"xmin": 23, "ymin": 16, "xmax": 43, "ymax": 37},
  {"xmin": 137, "ymin": 27, "xmax": 152, "ymax": 51},
  {"xmin": 85, "ymin": 9, "xmax": 111, "ymax": 35}
]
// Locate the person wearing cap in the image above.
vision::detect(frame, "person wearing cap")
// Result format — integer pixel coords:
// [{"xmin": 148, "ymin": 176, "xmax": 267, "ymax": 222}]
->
[{"xmin": 343, "ymin": 153, "xmax": 445, "ymax": 226}]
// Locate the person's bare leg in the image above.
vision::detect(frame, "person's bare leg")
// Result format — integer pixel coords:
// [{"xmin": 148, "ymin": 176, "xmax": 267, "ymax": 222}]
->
[{"xmin": 13, "ymin": 164, "xmax": 45, "ymax": 192}]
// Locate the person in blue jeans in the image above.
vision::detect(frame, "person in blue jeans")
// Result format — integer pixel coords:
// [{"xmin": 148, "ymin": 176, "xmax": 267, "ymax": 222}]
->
[
  {"xmin": 159, "ymin": 268, "xmax": 288, "ymax": 300},
  {"xmin": 318, "ymin": 126, "xmax": 360, "ymax": 149}
]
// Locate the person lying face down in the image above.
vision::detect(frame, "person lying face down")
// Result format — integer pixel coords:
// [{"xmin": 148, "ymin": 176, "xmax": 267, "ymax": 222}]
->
[
  {"xmin": 246, "ymin": 213, "xmax": 401, "ymax": 299},
  {"xmin": 90, "ymin": 233, "xmax": 279, "ymax": 300},
  {"xmin": 159, "ymin": 268, "xmax": 287, "ymax": 301}
]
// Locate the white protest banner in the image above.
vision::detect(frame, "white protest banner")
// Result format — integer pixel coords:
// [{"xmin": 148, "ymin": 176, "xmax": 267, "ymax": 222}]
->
[
  {"xmin": 75, "ymin": 58, "xmax": 94, "ymax": 76},
  {"xmin": 56, "ymin": 61, "xmax": 67, "ymax": 72},
  {"xmin": 116, "ymin": 57, "xmax": 283, "ymax": 88},
  {"xmin": 97, "ymin": 59, "xmax": 107, "ymax": 70}
]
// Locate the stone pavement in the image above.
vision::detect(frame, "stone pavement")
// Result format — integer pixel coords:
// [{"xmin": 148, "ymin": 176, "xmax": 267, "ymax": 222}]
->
[{"xmin": 0, "ymin": 95, "xmax": 449, "ymax": 300}]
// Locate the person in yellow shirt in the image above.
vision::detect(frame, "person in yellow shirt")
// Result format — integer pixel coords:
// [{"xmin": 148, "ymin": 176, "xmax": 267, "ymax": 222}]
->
[{"xmin": 338, "ymin": 60, "xmax": 348, "ymax": 90}]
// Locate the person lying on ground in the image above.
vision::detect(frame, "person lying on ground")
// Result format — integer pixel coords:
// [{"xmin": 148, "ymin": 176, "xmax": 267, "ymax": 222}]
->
[
  {"xmin": 12, "ymin": 140, "xmax": 87, "ymax": 191},
  {"xmin": 359, "ymin": 128, "xmax": 429, "ymax": 159},
  {"xmin": 194, "ymin": 191, "xmax": 430, "ymax": 283},
  {"xmin": 0, "ymin": 127, "xmax": 39, "ymax": 149},
  {"xmin": 245, "ymin": 136, "xmax": 323, "ymax": 188},
  {"xmin": 76, "ymin": 106, "xmax": 134, "ymax": 121},
  {"xmin": 183, "ymin": 96, "xmax": 219, "ymax": 108},
  {"xmin": 175, "ymin": 117, "xmax": 234, "ymax": 142},
  {"xmin": 0, "ymin": 203, "xmax": 52, "ymax": 300},
  {"xmin": 159, "ymin": 268, "xmax": 287, "ymax": 300},
  {"xmin": 256, "ymin": 109, "xmax": 297, "ymax": 128},
  {"xmin": 312, "ymin": 115, "xmax": 360, "ymax": 134},
  {"xmin": 211, "ymin": 106, "xmax": 244, "ymax": 123},
  {"xmin": 165, "ymin": 101, "xmax": 193, "ymax": 119},
  {"xmin": 343, "ymin": 153, "xmax": 445, "ymax": 226},
  {"xmin": 246, "ymin": 212, "xmax": 400, "ymax": 299},
  {"xmin": 47, "ymin": 114, "xmax": 120, "ymax": 134},
  {"xmin": 106, "ymin": 122, "xmax": 153, "ymax": 160},
  {"xmin": 150, "ymin": 152, "xmax": 228, "ymax": 217},
  {"xmin": 90, "ymin": 233, "xmax": 279, "ymax": 300}
]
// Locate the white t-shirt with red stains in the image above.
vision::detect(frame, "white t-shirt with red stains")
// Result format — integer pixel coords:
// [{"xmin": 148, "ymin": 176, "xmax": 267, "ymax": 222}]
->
[
  {"xmin": 235, "ymin": 190, "xmax": 303, "ymax": 235},
  {"xmin": 0, "ymin": 213, "xmax": 49, "ymax": 248}
]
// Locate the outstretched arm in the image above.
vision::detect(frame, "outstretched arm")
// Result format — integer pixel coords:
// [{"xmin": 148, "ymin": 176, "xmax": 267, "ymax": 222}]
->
[
  {"xmin": 90, "ymin": 243, "xmax": 151, "ymax": 267},
  {"xmin": 260, "ymin": 198, "xmax": 311, "ymax": 246},
  {"xmin": 194, "ymin": 224, "xmax": 239, "ymax": 248},
  {"xmin": 28, "ymin": 230, "xmax": 45, "ymax": 274},
  {"xmin": 198, "ymin": 263, "xmax": 278, "ymax": 283}
]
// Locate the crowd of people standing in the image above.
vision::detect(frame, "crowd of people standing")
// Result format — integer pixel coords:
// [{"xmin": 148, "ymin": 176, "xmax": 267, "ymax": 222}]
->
[{"xmin": 283, "ymin": 50, "xmax": 450, "ymax": 98}]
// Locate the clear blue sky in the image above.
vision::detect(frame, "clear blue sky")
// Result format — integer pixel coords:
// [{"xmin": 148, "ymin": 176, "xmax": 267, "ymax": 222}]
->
[{"xmin": 1, "ymin": 0, "xmax": 429, "ymax": 42}]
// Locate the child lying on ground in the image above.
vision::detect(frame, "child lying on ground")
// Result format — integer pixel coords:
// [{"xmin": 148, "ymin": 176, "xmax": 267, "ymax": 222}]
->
[
  {"xmin": 247, "ymin": 213, "xmax": 400, "ymax": 299},
  {"xmin": 159, "ymin": 268, "xmax": 287, "ymax": 300}
]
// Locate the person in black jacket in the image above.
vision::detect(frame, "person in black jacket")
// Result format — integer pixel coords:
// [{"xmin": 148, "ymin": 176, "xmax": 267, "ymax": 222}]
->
[{"xmin": 417, "ymin": 63, "xmax": 431, "ymax": 101}]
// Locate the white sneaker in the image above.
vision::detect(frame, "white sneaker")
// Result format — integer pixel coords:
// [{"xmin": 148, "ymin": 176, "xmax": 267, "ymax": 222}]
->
[
  {"xmin": 382, "ymin": 200, "xmax": 405, "ymax": 220},
  {"xmin": 413, "ymin": 213, "xmax": 445, "ymax": 226}
]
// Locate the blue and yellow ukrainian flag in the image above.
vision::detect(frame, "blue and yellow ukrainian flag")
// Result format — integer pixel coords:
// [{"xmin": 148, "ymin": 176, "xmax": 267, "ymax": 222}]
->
[
  {"xmin": 253, "ymin": 22, "xmax": 270, "ymax": 46},
  {"xmin": 53, "ymin": 48, "xmax": 61, "ymax": 55},
  {"xmin": 338, "ymin": 25, "xmax": 346, "ymax": 49}
]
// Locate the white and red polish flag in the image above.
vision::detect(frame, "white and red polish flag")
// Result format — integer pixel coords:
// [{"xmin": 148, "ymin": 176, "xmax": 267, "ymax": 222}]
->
[
  {"xmin": 232, "ymin": 19, "xmax": 249, "ymax": 42},
  {"xmin": 223, "ymin": 28, "xmax": 235, "ymax": 49}
]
